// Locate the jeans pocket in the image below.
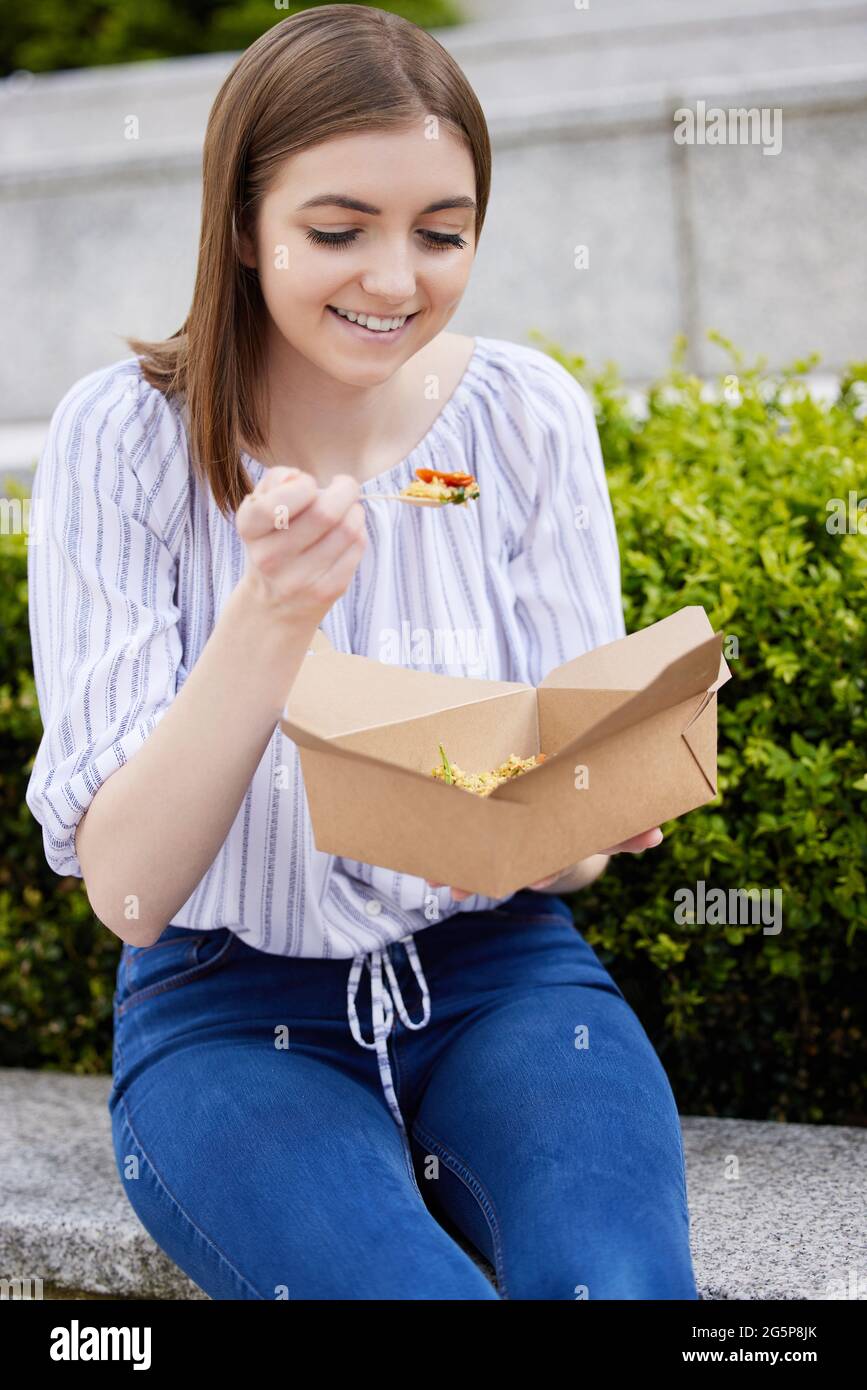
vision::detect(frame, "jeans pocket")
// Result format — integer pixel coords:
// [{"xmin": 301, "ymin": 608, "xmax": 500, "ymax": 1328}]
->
[{"xmin": 116, "ymin": 927, "xmax": 237, "ymax": 1017}]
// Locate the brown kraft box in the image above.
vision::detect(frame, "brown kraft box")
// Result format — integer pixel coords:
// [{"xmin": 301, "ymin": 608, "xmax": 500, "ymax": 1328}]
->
[{"xmin": 279, "ymin": 604, "xmax": 732, "ymax": 899}]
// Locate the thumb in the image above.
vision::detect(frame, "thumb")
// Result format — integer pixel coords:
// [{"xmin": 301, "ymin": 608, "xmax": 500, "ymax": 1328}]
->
[
  {"xmin": 256, "ymin": 464, "xmax": 301, "ymax": 494},
  {"xmin": 529, "ymin": 873, "xmax": 560, "ymax": 889}
]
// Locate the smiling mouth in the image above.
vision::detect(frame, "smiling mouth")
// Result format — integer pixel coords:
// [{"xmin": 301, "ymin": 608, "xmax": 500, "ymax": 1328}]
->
[{"xmin": 327, "ymin": 305, "xmax": 419, "ymax": 333}]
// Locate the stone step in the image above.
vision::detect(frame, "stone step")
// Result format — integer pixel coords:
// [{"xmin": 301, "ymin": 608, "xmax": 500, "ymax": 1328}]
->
[
  {"xmin": 2, "ymin": 0, "xmax": 865, "ymax": 170},
  {"xmin": 1, "ymin": 3, "xmax": 865, "ymax": 415},
  {"xmin": 1, "ymin": 1069, "xmax": 863, "ymax": 1300},
  {"xmin": 462, "ymin": 0, "xmax": 857, "ymax": 23},
  {"xmin": 442, "ymin": 0, "xmax": 867, "ymax": 112}
]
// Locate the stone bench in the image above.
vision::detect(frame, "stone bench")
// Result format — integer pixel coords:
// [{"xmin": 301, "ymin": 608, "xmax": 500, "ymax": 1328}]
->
[{"xmin": 1, "ymin": 1069, "xmax": 863, "ymax": 1300}]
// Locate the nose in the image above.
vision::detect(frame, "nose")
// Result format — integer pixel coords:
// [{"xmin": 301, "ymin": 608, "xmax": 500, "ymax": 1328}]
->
[{"xmin": 359, "ymin": 235, "xmax": 417, "ymax": 304}]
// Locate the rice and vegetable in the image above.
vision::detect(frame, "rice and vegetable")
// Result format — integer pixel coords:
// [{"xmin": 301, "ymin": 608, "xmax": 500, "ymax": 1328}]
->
[
  {"xmin": 431, "ymin": 742, "xmax": 547, "ymax": 796},
  {"xmin": 400, "ymin": 467, "xmax": 480, "ymax": 505}
]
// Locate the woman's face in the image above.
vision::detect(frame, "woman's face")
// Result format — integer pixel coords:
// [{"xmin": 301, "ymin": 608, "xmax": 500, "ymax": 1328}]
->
[{"xmin": 239, "ymin": 123, "xmax": 478, "ymax": 384}]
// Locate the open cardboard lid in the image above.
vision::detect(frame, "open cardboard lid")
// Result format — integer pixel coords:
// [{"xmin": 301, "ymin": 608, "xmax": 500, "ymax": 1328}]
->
[
  {"xmin": 488, "ymin": 607, "xmax": 732, "ymax": 801},
  {"xmin": 282, "ymin": 641, "xmax": 531, "ymax": 752},
  {"xmin": 283, "ymin": 606, "xmax": 731, "ymax": 789},
  {"xmin": 541, "ymin": 626, "xmax": 728, "ymax": 761},
  {"xmin": 539, "ymin": 605, "xmax": 723, "ymax": 692}
]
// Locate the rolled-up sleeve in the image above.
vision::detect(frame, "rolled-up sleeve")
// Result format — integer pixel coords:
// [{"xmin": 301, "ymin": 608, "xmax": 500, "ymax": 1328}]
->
[
  {"xmin": 25, "ymin": 367, "xmax": 185, "ymax": 877},
  {"xmin": 505, "ymin": 354, "xmax": 626, "ymax": 688}
]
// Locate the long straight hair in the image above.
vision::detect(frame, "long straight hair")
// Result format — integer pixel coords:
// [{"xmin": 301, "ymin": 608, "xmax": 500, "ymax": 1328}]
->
[{"xmin": 126, "ymin": 4, "xmax": 492, "ymax": 518}]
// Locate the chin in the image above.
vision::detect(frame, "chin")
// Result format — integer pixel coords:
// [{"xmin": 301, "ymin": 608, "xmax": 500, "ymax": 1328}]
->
[{"xmin": 313, "ymin": 351, "xmax": 405, "ymax": 386}]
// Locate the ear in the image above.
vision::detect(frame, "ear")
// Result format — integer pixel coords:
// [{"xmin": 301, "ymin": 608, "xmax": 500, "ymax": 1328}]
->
[{"xmin": 237, "ymin": 224, "xmax": 257, "ymax": 270}]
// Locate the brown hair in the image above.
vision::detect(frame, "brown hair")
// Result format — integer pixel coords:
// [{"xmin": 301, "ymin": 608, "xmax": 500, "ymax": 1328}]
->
[{"xmin": 126, "ymin": 4, "xmax": 492, "ymax": 518}]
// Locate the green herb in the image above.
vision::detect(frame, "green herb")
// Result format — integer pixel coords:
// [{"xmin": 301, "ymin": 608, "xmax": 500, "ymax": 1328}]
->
[{"xmin": 438, "ymin": 742, "xmax": 454, "ymax": 784}]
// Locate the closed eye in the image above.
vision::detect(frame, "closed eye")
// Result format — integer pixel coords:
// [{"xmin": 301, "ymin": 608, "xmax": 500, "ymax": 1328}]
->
[{"xmin": 306, "ymin": 228, "xmax": 467, "ymax": 252}]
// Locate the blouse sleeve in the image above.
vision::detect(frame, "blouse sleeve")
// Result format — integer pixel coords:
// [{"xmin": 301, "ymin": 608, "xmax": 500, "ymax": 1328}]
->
[
  {"xmin": 25, "ymin": 366, "xmax": 187, "ymax": 877},
  {"xmin": 503, "ymin": 351, "xmax": 626, "ymax": 688}
]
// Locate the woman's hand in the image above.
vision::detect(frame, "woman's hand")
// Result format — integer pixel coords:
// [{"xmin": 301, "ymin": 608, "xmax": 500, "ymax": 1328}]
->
[
  {"xmin": 236, "ymin": 464, "xmax": 367, "ymax": 630},
  {"xmin": 428, "ymin": 827, "xmax": 665, "ymax": 902}
]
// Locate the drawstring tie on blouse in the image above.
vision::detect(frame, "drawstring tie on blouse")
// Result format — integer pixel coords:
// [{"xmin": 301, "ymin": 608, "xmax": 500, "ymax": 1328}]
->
[{"xmin": 347, "ymin": 936, "xmax": 431, "ymax": 1133}]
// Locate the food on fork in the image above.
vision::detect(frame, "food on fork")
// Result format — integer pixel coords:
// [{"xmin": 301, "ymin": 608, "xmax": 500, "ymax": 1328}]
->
[
  {"xmin": 399, "ymin": 467, "xmax": 480, "ymax": 506},
  {"xmin": 431, "ymin": 743, "xmax": 546, "ymax": 796}
]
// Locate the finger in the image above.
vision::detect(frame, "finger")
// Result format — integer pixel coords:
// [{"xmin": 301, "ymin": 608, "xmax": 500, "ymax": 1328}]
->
[
  {"xmin": 292, "ymin": 476, "xmax": 364, "ymax": 555},
  {"xmin": 297, "ymin": 522, "xmax": 367, "ymax": 594},
  {"xmin": 238, "ymin": 471, "xmax": 318, "ymax": 541},
  {"xmin": 603, "ymin": 828, "xmax": 664, "ymax": 854},
  {"xmin": 529, "ymin": 874, "xmax": 559, "ymax": 889},
  {"xmin": 248, "ymin": 473, "xmax": 362, "ymax": 553},
  {"xmin": 255, "ymin": 464, "xmax": 301, "ymax": 494},
  {"xmin": 296, "ymin": 499, "xmax": 366, "ymax": 569}
]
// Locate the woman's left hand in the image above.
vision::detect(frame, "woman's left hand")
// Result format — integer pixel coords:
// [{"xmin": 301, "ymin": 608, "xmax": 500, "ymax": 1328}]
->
[{"xmin": 428, "ymin": 827, "xmax": 665, "ymax": 902}]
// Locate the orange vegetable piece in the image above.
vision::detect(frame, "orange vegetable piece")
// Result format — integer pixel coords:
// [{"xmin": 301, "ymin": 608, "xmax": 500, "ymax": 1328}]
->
[{"xmin": 415, "ymin": 467, "xmax": 476, "ymax": 488}]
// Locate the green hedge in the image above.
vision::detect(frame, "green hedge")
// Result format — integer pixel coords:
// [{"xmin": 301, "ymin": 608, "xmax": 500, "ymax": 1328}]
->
[
  {"xmin": 538, "ymin": 330, "xmax": 867, "ymax": 1125},
  {"xmin": 1, "ymin": 0, "xmax": 464, "ymax": 78},
  {"xmin": 2, "ymin": 332, "xmax": 865, "ymax": 1123},
  {"xmin": 0, "ymin": 528, "xmax": 120, "ymax": 1072}
]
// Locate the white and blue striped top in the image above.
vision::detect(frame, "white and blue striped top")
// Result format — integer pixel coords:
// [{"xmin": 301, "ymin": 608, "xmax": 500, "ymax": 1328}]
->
[{"xmin": 25, "ymin": 335, "xmax": 625, "ymax": 1128}]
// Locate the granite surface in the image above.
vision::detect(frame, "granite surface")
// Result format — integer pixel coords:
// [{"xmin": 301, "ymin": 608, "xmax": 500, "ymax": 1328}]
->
[{"xmin": 1, "ymin": 1069, "xmax": 864, "ymax": 1300}]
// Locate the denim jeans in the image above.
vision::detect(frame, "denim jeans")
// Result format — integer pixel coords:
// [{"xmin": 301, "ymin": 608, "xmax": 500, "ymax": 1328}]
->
[{"xmin": 108, "ymin": 890, "xmax": 699, "ymax": 1300}]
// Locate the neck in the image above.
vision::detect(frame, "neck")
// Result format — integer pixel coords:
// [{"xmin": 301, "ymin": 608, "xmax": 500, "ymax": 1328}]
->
[{"xmin": 250, "ymin": 320, "xmax": 417, "ymax": 486}]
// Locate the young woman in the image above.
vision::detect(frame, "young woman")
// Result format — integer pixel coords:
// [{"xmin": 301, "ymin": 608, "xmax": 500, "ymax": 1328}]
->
[{"xmin": 26, "ymin": 6, "xmax": 699, "ymax": 1300}]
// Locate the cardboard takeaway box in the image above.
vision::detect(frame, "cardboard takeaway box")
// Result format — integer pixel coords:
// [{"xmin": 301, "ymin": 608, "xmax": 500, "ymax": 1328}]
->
[{"xmin": 279, "ymin": 605, "xmax": 732, "ymax": 899}]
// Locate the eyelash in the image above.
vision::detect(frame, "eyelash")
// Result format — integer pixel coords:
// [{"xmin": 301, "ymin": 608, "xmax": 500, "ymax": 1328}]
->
[{"xmin": 305, "ymin": 228, "xmax": 467, "ymax": 253}]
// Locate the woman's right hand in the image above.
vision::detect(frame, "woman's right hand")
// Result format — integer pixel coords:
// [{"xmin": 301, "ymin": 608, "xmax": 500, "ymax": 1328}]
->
[{"xmin": 235, "ymin": 465, "xmax": 367, "ymax": 628}]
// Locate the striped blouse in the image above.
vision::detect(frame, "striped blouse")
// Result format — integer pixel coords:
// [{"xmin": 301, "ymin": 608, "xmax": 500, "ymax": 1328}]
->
[{"xmin": 25, "ymin": 335, "xmax": 626, "ymax": 1134}]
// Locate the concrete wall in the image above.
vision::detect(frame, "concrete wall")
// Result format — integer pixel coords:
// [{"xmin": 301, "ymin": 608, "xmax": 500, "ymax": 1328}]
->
[{"xmin": 2, "ymin": 0, "xmax": 865, "ymax": 458}]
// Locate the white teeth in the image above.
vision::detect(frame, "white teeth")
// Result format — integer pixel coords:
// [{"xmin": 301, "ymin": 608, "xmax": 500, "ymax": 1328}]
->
[{"xmin": 331, "ymin": 306, "xmax": 409, "ymax": 332}]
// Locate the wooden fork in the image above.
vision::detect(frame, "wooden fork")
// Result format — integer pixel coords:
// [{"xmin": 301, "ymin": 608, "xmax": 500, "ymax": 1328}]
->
[{"xmin": 358, "ymin": 493, "xmax": 448, "ymax": 507}]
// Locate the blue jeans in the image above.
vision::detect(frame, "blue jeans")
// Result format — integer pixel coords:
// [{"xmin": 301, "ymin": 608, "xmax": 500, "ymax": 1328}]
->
[{"xmin": 108, "ymin": 890, "xmax": 699, "ymax": 1300}]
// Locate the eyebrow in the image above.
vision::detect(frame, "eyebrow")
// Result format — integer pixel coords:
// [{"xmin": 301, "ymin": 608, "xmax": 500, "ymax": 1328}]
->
[{"xmin": 295, "ymin": 194, "xmax": 477, "ymax": 216}]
